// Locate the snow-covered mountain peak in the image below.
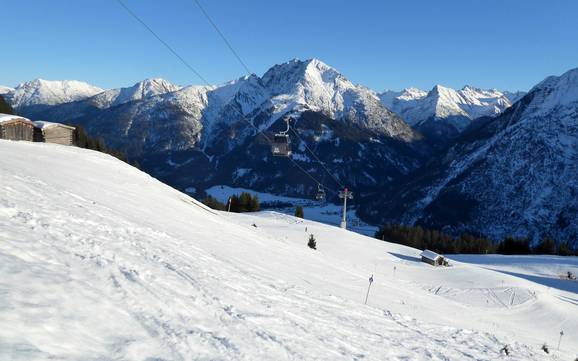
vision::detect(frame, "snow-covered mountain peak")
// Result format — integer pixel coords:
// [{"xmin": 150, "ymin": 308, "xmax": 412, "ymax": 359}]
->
[
  {"xmin": 8, "ymin": 78, "xmax": 104, "ymax": 108},
  {"xmin": 426, "ymin": 85, "xmax": 470, "ymax": 121},
  {"xmin": 263, "ymin": 58, "xmax": 355, "ymax": 105},
  {"xmin": 0, "ymin": 85, "xmax": 14, "ymax": 95},
  {"xmin": 399, "ymin": 87, "xmax": 427, "ymax": 100},
  {"xmin": 304, "ymin": 58, "xmax": 342, "ymax": 82},
  {"xmin": 378, "ymin": 67, "xmax": 578, "ymax": 244},
  {"xmin": 260, "ymin": 59, "xmax": 416, "ymax": 139},
  {"xmin": 89, "ymin": 78, "xmax": 181, "ymax": 108},
  {"xmin": 261, "ymin": 58, "xmax": 347, "ymax": 96},
  {"xmin": 429, "ymin": 84, "xmax": 459, "ymax": 98},
  {"xmin": 461, "ymin": 84, "xmax": 490, "ymax": 92},
  {"xmin": 526, "ymin": 67, "xmax": 578, "ymax": 115},
  {"xmin": 216, "ymin": 73, "xmax": 263, "ymax": 98},
  {"xmin": 134, "ymin": 78, "xmax": 181, "ymax": 95},
  {"xmin": 379, "ymin": 88, "xmax": 427, "ymax": 108},
  {"xmin": 379, "ymin": 83, "xmax": 515, "ymax": 135},
  {"xmin": 207, "ymin": 73, "xmax": 268, "ymax": 116}
]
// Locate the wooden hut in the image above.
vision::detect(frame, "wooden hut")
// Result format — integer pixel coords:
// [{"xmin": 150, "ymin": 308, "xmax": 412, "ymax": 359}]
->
[
  {"xmin": 33, "ymin": 121, "xmax": 75, "ymax": 145},
  {"xmin": 420, "ymin": 249, "xmax": 445, "ymax": 266},
  {"xmin": 0, "ymin": 113, "xmax": 34, "ymax": 141}
]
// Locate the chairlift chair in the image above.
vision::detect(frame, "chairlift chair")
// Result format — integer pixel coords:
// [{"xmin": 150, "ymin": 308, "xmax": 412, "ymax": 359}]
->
[{"xmin": 271, "ymin": 118, "xmax": 292, "ymax": 157}]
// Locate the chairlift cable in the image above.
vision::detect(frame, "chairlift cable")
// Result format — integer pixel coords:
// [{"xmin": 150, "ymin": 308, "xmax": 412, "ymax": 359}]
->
[
  {"xmin": 116, "ymin": 0, "xmax": 211, "ymax": 85},
  {"xmin": 189, "ymin": 0, "xmax": 348, "ymax": 194},
  {"xmin": 289, "ymin": 126, "xmax": 344, "ymax": 189},
  {"xmin": 191, "ymin": 0, "xmax": 253, "ymax": 75},
  {"xmin": 116, "ymin": 0, "xmax": 335, "ymax": 194}
]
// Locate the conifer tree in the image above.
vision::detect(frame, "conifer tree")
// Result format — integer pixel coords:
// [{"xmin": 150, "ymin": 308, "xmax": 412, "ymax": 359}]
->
[
  {"xmin": 203, "ymin": 196, "xmax": 227, "ymax": 211},
  {"xmin": 308, "ymin": 234, "xmax": 316, "ymax": 250},
  {"xmin": 0, "ymin": 95, "xmax": 13, "ymax": 114},
  {"xmin": 534, "ymin": 237, "xmax": 556, "ymax": 255},
  {"xmin": 239, "ymin": 192, "xmax": 252, "ymax": 212},
  {"xmin": 248, "ymin": 194, "xmax": 260, "ymax": 212},
  {"xmin": 295, "ymin": 205, "xmax": 304, "ymax": 218}
]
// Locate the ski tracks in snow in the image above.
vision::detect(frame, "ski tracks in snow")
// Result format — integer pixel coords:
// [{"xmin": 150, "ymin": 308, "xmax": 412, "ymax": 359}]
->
[{"xmin": 0, "ymin": 155, "xmax": 552, "ymax": 361}]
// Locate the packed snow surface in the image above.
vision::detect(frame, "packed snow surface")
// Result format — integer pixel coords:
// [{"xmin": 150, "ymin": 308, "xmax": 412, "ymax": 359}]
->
[{"xmin": 1, "ymin": 140, "xmax": 576, "ymax": 360}]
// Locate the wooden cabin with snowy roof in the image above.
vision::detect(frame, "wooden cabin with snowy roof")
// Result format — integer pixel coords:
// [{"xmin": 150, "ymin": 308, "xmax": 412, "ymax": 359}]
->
[
  {"xmin": 33, "ymin": 121, "xmax": 75, "ymax": 145},
  {"xmin": 0, "ymin": 114, "xmax": 35, "ymax": 141},
  {"xmin": 420, "ymin": 249, "xmax": 446, "ymax": 266}
]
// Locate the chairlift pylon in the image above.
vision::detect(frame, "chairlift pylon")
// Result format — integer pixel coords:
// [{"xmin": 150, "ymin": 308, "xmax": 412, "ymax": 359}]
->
[{"xmin": 271, "ymin": 118, "xmax": 292, "ymax": 157}]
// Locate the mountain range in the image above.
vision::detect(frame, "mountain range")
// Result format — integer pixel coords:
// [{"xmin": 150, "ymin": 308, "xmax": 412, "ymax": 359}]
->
[
  {"xmin": 2, "ymin": 58, "xmax": 575, "ymax": 244},
  {"xmin": 3, "ymin": 59, "xmax": 425, "ymax": 195},
  {"xmin": 363, "ymin": 67, "xmax": 578, "ymax": 244},
  {"xmin": 379, "ymin": 86, "xmax": 525, "ymax": 146}
]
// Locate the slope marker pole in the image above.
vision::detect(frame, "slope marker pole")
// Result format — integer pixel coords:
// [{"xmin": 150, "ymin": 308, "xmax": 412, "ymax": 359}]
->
[{"xmin": 364, "ymin": 274, "xmax": 374, "ymax": 305}]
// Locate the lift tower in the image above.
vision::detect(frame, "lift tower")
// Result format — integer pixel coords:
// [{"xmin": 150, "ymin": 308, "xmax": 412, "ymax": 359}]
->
[{"xmin": 338, "ymin": 187, "xmax": 353, "ymax": 229}]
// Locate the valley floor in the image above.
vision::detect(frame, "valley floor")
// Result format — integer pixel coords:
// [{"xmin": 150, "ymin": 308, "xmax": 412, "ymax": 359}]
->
[{"xmin": 0, "ymin": 140, "xmax": 576, "ymax": 360}]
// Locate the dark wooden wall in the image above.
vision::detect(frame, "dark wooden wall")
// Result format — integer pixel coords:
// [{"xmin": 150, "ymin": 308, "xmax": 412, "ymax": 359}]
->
[
  {"xmin": 43, "ymin": 126, "xmax": 74, "ymax": 145},
  {"xmin": 0, "ymin": 121, "xmax": 34, "ymax": 141}
]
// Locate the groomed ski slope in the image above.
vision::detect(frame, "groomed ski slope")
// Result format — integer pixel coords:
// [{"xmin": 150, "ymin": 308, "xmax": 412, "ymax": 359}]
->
[{"xmin": 0, "ymin": 140, "xmax": 576, "ymax": 361}]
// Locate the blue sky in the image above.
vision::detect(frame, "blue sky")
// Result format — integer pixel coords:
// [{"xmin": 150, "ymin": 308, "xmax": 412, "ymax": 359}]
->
[{"xmin": 2, "ymin": 0, "xmax": 578, "ymax": 92}]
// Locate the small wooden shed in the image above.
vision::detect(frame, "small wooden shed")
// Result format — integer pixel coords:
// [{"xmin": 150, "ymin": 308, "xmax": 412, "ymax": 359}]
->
[
  {"xmin": 420, "ymin": 249, "xmax": 445, "ymax": 266},
  {"xmin": 0, "ymin": 113, "xmax": 34, "ymax": 141},
  {"xmin": 33, "ymin": 121, "xmax": 76, "ymax": 145}
]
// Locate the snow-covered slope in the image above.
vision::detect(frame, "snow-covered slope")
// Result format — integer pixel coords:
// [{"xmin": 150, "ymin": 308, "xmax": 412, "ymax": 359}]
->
[
  {"xmin": 6, "ymin": 79, "xmax": 103, "ymax": 109},
  {"xmin": 1, "ymin": 140, "xmax": 575, "ymax": 360},
  {"xmin": 372, "ymin": 67, "xmax": 578, "ymax": 243}
]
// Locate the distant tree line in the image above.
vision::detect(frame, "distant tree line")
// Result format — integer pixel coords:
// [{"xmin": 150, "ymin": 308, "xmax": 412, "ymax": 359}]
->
[
  {"xmin": 0, "ymin": 95, "xmax": 13, "ymax": 114},
  {"xmin": 73, "ymin": 125, "xmax": 140, "ymax": 169},
  {"xmin": 202, "ymin": 192, "xmax": 260, "ymax": 213},
  {"xmin": 375, "ymin": 224, "xmax": 577, "ymax": 255},
  {"xmin": 202, "ymin": 195, "xmax": 227, "ymax": 211}
]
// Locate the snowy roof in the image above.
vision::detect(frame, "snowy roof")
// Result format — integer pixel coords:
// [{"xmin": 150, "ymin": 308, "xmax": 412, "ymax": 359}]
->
[
  {"xmin": 420, "ymin": 249, "xmax": 443, "ymax": 261},
  {"xmin": 33, "ymin": 120, "xmax": 75, "ymax": 130},
  {"xmin": 0, "ymin": 113, "xmax": 32, "ymax": 124}
]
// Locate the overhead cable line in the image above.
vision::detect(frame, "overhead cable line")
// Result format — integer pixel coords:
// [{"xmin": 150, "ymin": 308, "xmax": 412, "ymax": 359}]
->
[
  {"xmin": 189, "ymin": 0, "xmax": 345, "ymax": 192},
  {"xmin": 191, "ymin": 0, "xmax": 253, "ymax": 75},
  {"xmin": 116, "ymin": 0, "xmax": 331, "ymax": 192},
  {"xmin": 289, "ymin": 127, "xmax": 344, "ymax": 189},
  {"xmin": 116, "ymin": 0, "xmax": 210, "ymax": 85}
]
